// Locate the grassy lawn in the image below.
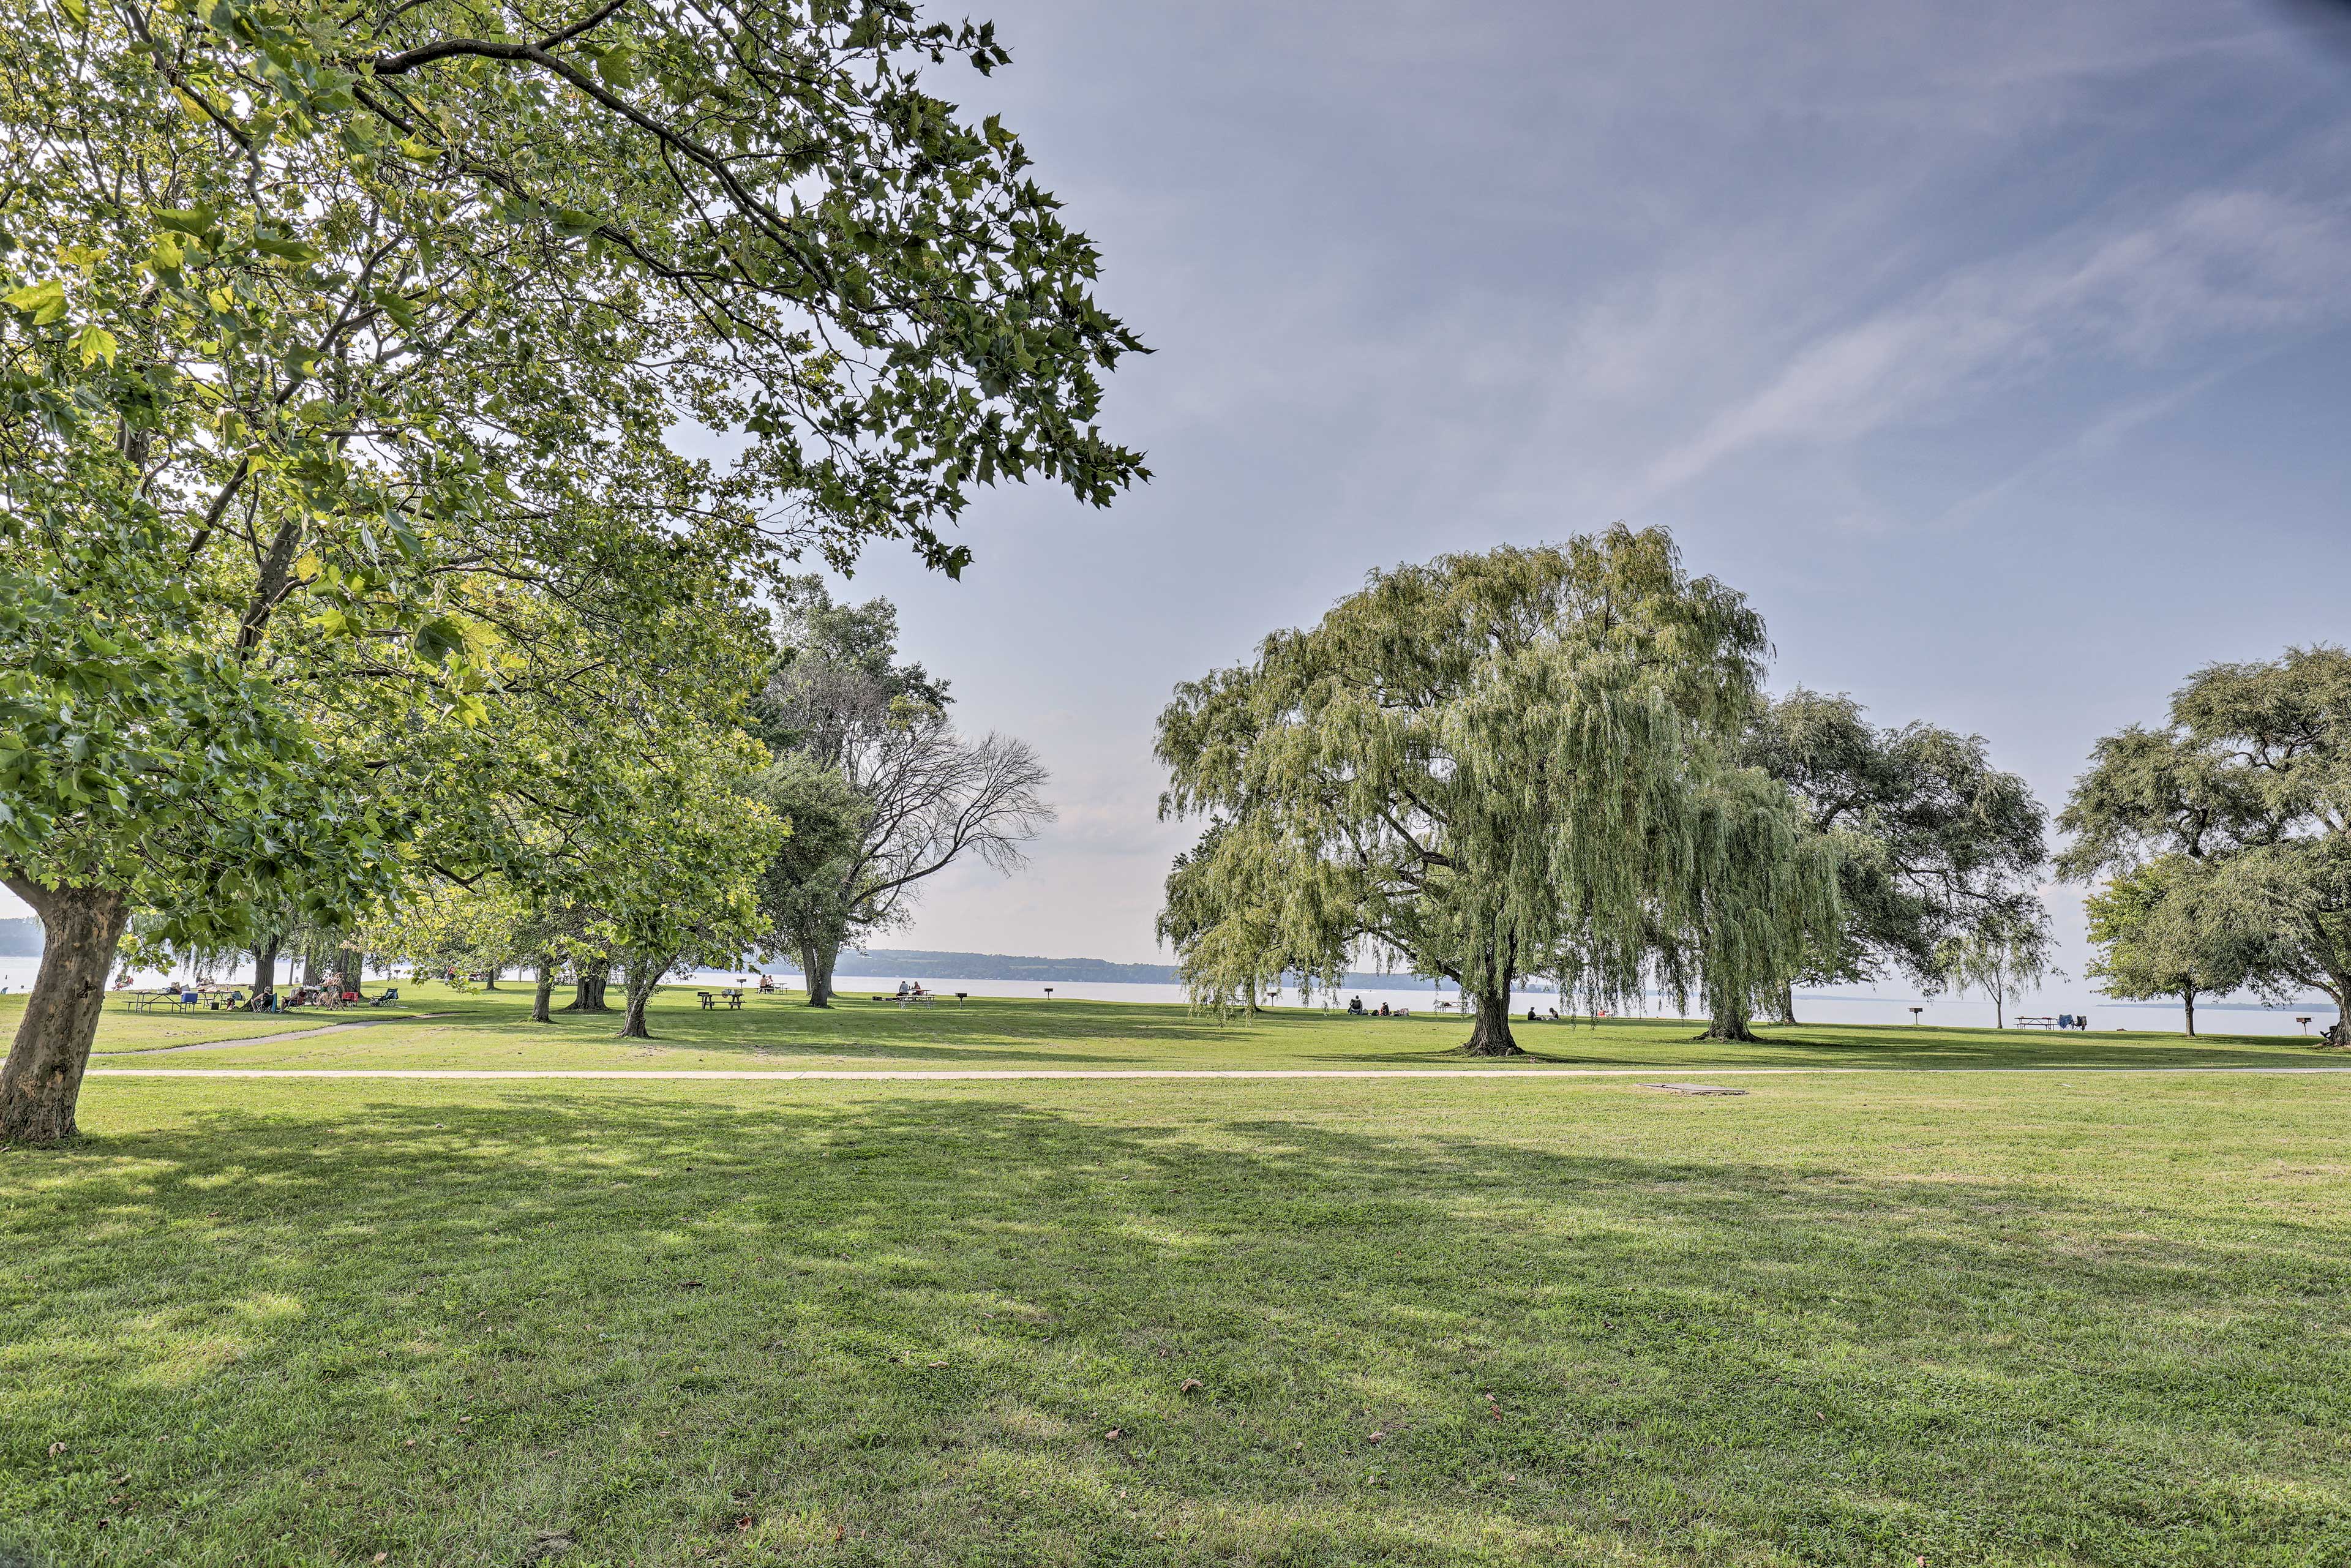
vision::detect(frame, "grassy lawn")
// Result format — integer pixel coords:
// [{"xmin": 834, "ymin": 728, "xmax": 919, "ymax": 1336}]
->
[
  {"xmin": 4, "ymin": 1002, "xmax": 2349, "ymax": 1565},
  {"xmin": 20, "ymin": 983, "xmax": 2338, "ymax": 1073},
  {"xmin": 28, "ymin": 996, "xmax": 431, "ymax": 1054}
]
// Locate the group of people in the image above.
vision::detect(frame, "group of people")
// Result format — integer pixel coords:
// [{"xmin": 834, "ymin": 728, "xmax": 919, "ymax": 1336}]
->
[
  {"xmin": 894, "ymin": 980, "xmax": 931, "ymax": 999},
  {"xmin": 1345, "ymin": 996, "xmax": 1412, "ymax": 1018}
]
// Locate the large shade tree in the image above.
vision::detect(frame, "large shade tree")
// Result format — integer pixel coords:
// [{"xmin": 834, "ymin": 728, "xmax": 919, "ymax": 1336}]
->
[
  {"xmin": 2061, "ymin": 647, "xmax": 2351, "ymax": 1044},
  {"xmin": 1155, "ymin": 528, "xmax": 1839, "ymax": 1056},
  {"xmin": 748, "ymin": 577, "xmax": 1052, "ymax": 1005},
  {"xmin": 1745, "ymin": 689, "xmax": 2048, "ymax": 1022},
  {"xmin": 2080, "ymin": 856, "xmax": 2264, "ymax": 1037},
  {"xmin": 0, "ymin": 0, "xmax": 1142, "ymax": 1139}
]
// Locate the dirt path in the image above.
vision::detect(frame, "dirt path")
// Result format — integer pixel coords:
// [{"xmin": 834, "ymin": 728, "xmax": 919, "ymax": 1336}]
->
[{"xmin": 91, "ymin": 1013, "xmax": 458, "ymax": 1057}]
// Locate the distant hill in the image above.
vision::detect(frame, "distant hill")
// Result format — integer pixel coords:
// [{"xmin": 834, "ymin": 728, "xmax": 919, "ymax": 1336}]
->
[
  {"xmin": 795, "ymin": 948, "xmax": 1469, "ymax": 992},
  {"xmin": 0, "ymin": 918, "xmax": 40, "ymax": 956},
  {"xmin": 822, "ymin": 948, "xmax": 1177, "ymax": 984}
]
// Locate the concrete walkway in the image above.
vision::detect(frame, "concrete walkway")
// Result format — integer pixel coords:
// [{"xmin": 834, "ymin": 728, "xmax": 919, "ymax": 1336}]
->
[
  {"xmin": 84, "ymin": 1064, "xmax": 2351, "ymax": 1081},
  {"xmin": 91, "ymin": 1013, "xmax": 457, "ymax": 1057}
]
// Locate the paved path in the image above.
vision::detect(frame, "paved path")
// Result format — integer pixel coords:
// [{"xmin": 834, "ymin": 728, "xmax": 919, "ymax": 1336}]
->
[
  {"xmin": 91, "ymin": 1013, "xmax": 457, "ymax": 1057},
  {"xmin": 85, "ymin": 1065, "xmax": 2351, "ymax": 1081}
]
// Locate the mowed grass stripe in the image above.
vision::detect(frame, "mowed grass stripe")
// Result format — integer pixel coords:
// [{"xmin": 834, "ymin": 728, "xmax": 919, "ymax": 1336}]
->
[{"xmin": 6, "ymin": 1071, "xmax": 2349, "ymax": 1566}]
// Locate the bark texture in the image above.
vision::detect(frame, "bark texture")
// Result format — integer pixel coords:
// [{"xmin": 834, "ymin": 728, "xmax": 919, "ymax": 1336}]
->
[
  {"xmin": 618, "ymin": 955, "xmax": 671, "ymax": 1039},
  {"xmin": 252, "ymin": 935, "xmax": 279, "ymax": 1005},
  {"xmin": 1, "ymin": 879, "xmax": 132, "ymax": 1144},
  {"xmin": 1695, "ymin": 1012, "xmax": 1761, "ymax": 1043},
  {"xmin": 531, "ymin": 958, "xmax": 554, "ymax": 1024},
  {"xmin": 561, "ymin": 961, "xmax": 612, "ymax": 1013},
  {"xmin": 800, "ymin": 940, "xmax": 838, "ymax": 1008},
  {"xmin": 1459, "ymin": 991, "xmax": 1523, "ymax": 1056},
  {"xmin": 2183, "ymin": 988, "xmax": 2197, "ymax": 1038}
]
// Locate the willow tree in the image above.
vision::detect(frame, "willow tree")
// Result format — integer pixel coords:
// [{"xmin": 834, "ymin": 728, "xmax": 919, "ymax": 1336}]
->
[
  {"xmin": 1155, "ymin": 529, "xmax": 1838, "ymax": 1055},
  {"xmin": 0, "ymin": 0, "xmax": 1143, "ymax": 1140}
]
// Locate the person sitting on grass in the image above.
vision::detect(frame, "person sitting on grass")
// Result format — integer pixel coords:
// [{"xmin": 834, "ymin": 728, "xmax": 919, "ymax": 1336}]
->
[{"xmin": 1347, "ymin": 996, "xmax": 1365, "ymax": 1015}]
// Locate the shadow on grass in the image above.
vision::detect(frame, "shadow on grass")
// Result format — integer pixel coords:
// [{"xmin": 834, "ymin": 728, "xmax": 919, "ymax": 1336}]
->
[{"xmin": 6, "ymin": 1089, "xmax": 2350, "ymax": 1565}]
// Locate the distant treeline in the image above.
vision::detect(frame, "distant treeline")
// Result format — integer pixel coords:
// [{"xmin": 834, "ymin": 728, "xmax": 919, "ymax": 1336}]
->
[{"xmin": 767, "ymin": 948, "xmax": 1474, "ymax": 991}]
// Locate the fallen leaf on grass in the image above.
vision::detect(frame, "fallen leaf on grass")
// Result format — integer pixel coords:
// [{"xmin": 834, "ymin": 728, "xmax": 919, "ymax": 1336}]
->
[
  {"xmin": 1367, "ymin": 1431, "xmax": 1385, "ymax": 1444},
  {"xmin": 47, "ymin": 1441, "xmax": 66, "ymax": 1457},
  {"xmin": 1179, "ymin": 1379, "xmax": 1202, "ymax": 1394},
  {"xmin": 1103, "ymin": 1428, "xmax": 1123, "ymax": 1440}
]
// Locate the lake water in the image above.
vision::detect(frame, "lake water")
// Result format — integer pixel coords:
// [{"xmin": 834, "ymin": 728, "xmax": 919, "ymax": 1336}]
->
[{"xmin": 1, "ymin": 955, "xmax": 2335, "ymax": 1039}]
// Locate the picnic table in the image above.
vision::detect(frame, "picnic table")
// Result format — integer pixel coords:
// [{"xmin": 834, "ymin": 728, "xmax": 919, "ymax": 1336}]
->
[{"xmin": 697, "ymin": 989, "xmax": 746, "ymax": 1010}]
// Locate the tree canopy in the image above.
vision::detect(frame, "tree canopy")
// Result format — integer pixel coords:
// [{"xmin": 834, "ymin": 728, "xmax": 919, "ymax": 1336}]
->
[
  {"xmin": 1746, "ymin": 689, "xmax": 2047, "ymax": 1020},
  {"xmin": 2060, "ymin": 646, "xmax": 2351, "ymax": 1043},
  {"xmin": 1155, "ymin": 528, "xmax": 1840, "ymax": 1054},
  {"xmin": 0, "ymin": 0, "xmax": 1143, "ymax": 1140},
  {"xmin": 749, "ymin": 577, "xmax": 1051, "ymax": 1004}
]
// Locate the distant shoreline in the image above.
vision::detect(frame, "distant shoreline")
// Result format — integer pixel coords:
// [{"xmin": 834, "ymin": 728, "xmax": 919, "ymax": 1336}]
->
[{"xmin": 0, "ymin": 926, "xmax": 2332, "ymax": 1013}]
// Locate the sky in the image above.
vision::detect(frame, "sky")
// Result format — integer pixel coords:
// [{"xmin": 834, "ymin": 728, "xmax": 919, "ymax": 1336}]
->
[
  {"xmin": 808, "ymin": 0, "xmax": 2351, "ymax": 983},
  {"xmin": 14, "ymin": 1, "xmax": 2351, "ymax": 1002}
]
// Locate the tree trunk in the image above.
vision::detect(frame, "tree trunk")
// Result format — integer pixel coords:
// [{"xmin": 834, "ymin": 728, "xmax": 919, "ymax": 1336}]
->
[
  {"xmin": 1777, "ymin": 981, "xmax": 1797, "ymax": 1025},
  {"xmin": 801, "ymin": 940, "xmax": 838, "ymax": 1008},
  {"xmin": 252, "ymin": 934, "xmax": 279, "ymax": 1005},
  {"xmin": 618, "ymin": 956, "xmax": 671, "ymax": 1040},
  {"xmin": 561, "ymin": 961, "xmax": 611, "ymax": 1013},
  {"xmin": 1695, "ymin": 1007, "xmax": 1761, "ymax": 1043},
  {"xmin": 2320, "ymin": 978, "xmax": 2350, "ymax": 1049},
  {"xmin": 2182, "ymin": 988, "xmax": 2197, "ymax": 1038},
  {"xmin": 531, "ymin": 957, "xmax": 555, "ymax": 1024},
  {"xmin": 301, "ymin": 946, "xmax": 321, "ymax": 986},
  {"xmin": 1995, "ymin": 994, "xmax": 2004, "ymax": 1029},
  {"xmin": 1459, "ymin": 991, "xmax": 1523, "ymax": 1056},
  {"xmin": 482, "ymin": 964, "xmax": 500, "ymax": 991},
  {"xmin": 1, "ymin": 879, "xmax": 133, "ymax": 1145}
]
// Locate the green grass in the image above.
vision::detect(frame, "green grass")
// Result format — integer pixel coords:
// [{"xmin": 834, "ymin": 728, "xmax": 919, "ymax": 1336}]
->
[
  {"xmin": 5, "ymin": 998, "xmax": 2350, "ymax": 1565},
  {"xmin": 24, "ymin": 983, "xmax": 2339, "ymax": 1073},
  {"xmin": 29, "ymin": 994, "xmax": 430, "ymax": 1054}
]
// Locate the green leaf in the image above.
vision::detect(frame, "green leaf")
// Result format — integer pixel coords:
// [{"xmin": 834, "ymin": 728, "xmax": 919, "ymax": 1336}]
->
[
  {"xmin": 72, "ymin": 324, "xmax": 117, "ymax": 367},
  {"xmin": 4, "ymin": 277, "xmax": 67, "ymax": 324},
  {"xmin": 253, "ymin": 236, "xmax": 321, "ymax": 263},
  {"xmin": 152, "ymin": 205, "xmax": 215, "ymax": 237}
]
